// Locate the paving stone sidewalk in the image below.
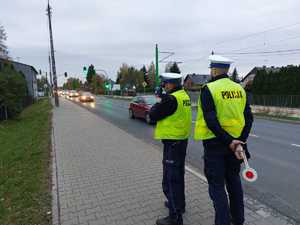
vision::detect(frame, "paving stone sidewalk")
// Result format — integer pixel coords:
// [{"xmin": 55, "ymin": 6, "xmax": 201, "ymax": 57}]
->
[{"xmin": 52, "ymin": 98, "xmax": 297, "ymax": 225}]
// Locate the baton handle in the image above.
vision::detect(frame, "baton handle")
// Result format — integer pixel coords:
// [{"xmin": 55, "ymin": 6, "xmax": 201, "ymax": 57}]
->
[{"xmin": 237, "ymin": 144, "xmax": 250, "ymax": 168}]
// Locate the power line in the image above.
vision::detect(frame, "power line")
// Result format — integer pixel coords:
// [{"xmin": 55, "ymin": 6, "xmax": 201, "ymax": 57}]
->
[
  {"xmin": 224, "ymin": 33, "xmax": 300, "ymax": 53},
  {"xmin": 214, "ymin": 22, "xmax": 300, "ymax": 47},
  {"xmin": 217, "ymin": 48, "xmax": 300, "ymax": 56}
]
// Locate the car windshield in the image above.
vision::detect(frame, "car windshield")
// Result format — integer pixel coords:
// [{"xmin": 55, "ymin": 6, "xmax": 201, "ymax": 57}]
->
[{"xmin": 143, "ymin": 96, "xmax": 156, "ymax": 105}]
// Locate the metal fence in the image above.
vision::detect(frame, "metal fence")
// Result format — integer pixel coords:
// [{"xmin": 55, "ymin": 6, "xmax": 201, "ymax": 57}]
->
[
  {"xmin": 187, "ymin": 92, "xmax": 300, "ymax": 109},
  {"xmin": 251, "ymin": 95, "xmax": 300, "ymax": 108}
]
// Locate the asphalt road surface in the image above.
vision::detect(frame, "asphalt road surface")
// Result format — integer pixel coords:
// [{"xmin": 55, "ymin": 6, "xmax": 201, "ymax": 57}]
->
[{"xmin": 67, "ymin": 96, "xmax": 300, "ymax": 223}]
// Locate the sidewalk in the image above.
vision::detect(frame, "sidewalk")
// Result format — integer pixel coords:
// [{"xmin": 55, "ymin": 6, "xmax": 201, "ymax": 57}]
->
[{"xmin": 52, "ymin": 98, "xmax": 296, "ymax": 225}]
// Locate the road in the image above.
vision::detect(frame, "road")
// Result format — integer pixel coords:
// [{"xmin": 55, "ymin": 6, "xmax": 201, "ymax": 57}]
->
[{"xmin": 68, "ymin": 96, "xmax": 300, "ymax": 222}]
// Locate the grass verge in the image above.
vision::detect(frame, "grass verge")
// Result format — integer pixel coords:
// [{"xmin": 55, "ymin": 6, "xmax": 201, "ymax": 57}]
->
[{"xmin": 0, "ymin": 99, "xmax": 52, "ymax": 225}]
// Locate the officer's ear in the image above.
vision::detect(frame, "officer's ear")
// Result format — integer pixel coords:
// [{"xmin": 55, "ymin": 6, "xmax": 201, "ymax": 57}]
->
[{"xmin": 210, "ymin": 68, "xmax": 216, "ymax": 76}]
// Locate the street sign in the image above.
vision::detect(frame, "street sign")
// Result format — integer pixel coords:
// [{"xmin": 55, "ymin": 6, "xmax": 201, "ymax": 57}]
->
[
  {"xmin": 142, "ymin": 81, "xmax": 147, "ymax": 87},
  {"xmin": 112, "ymin": 84, "xmax": 120, "ymax": 91}
]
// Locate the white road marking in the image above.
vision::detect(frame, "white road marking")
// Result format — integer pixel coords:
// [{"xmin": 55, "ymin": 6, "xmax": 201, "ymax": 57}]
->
[
  {"xmin": 250, "ymin": 133, "xmax": 259, "ymax": 138},
  {"xmin": 291, "ymin": 144, "xmax": 300, "ymax": 148},
  {"xmin": 185, "ymin": 166, "xmax": 207, "ymax": 182}
]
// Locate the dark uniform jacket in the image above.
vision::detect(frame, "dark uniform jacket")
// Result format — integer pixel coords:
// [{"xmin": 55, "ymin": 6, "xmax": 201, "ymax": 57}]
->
[{"xmin": 200, "ymin": 74, "xmax": 253, "ymax": 156}]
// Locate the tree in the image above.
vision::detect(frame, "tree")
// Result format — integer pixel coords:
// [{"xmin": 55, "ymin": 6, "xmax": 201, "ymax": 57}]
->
[
  {"xmin": 147, "ymin": 62, "xmax": 156, "ymax": 89},
  {"xmin": 0, "ymin": 61, "xmax": 27, "ymax": 118},
  {"xmin": 37, "ymin": 76, "xmax": 49, "ymax": 95},
  {"xmin": 231, "ymin": 68, "xmax": 238, "ymax": 82},
  {"xmin": 116, "ymin": 63, "xmax": 144, "ymax": 91},
  {"xmin": 167, "ymin": 62, "xmax": 181, "ymax": 74},
  {"xmin": 140, "ymin": 65, "xmax": 147, "ymax": 83},
  {"xmin": 251, "ymin": 65, "xmax": 300, "ymax": 95},
  {"xmin": 86, "ymin": 64, "xmax": 96, "ymax": 85},
  {"xmin": 91, "ymin": 74, "xmax": 106, "ymax": 94},
  {"xmin": 63, "ymin": 77, "xmax": 82, "ymax": 90},
  {"xmin": 0, "ymin": 24, "xmax": 8, "ymax": 59}
]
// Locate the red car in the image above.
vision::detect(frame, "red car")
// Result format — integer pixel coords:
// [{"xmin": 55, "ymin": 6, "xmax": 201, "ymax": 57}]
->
[{"xmin": 129, "ymin": 95, "xmax": 157, "ymax": 124}]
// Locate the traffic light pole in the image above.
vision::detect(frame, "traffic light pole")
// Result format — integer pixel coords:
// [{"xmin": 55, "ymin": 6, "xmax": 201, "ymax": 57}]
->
[
  {"xmin": 155, "ymin": 44, "xmax": 159, "ymax": 87},
  {"xmin": 47, "ymin": 1, "xmax": 59, "ymax": 107}
]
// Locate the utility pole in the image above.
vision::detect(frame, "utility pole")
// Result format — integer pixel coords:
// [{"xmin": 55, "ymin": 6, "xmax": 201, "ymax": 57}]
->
[
  {"xmin": 47, "ymin": 0, "xmax": 59, "ymax": 107},
  {"xmin": 155, "ymin": 44, "xmax": 159, "ymax": 87},
  {"xmin": 48, "ymin": 53, "xmax": 53, "ymax": 96}
]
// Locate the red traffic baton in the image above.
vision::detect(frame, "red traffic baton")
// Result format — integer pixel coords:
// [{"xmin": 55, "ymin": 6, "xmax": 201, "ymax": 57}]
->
[{"xmin": 236, "ymin": 145, "xmax": 258, "ymax": 182}]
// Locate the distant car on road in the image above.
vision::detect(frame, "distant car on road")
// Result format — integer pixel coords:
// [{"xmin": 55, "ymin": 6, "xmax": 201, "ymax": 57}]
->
[
  {"xmin": 129, "ymin": 95, "xmax": 157, "ymax": 124},
  {"xmin": 79, "ymin": 92, "xmax": 95, "ymax": 102},
  {"xmin": 58, "ymin": 90, "xmax": 63, "ymax": 96},
  {"xmin": 63, "ymin": 90, "xmax": 69, "ymax": 97},
  {"xmin": 68, "ymin": 90, "xmax": 79, "ymax": 98}
]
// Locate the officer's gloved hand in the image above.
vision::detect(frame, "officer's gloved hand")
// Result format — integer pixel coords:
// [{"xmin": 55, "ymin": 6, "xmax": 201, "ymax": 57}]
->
[{"xmin": 155, "ymin": 86, "xmax": 163, "ymax": 98}]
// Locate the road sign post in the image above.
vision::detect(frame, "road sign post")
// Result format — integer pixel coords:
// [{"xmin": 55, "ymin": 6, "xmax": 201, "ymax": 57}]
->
[{"xmin": 142, "ymin": 81, "xmax": 147, "ymax": 94}]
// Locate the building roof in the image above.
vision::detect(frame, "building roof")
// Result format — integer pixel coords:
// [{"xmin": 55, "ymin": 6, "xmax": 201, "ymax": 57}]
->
[
  {"xmin": 242, "ymin": 66, "xmax": 281, "ymax": 82},
  {"xmin": 184, "ymin": 73, "xmax": 210, "ymax": 84},
  {"xmin": 0, "ymin": 58, "xmax": 38, "ymax": 74}
]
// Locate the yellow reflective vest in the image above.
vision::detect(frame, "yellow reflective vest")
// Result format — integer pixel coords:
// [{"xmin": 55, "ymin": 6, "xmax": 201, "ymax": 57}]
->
[
  {"xmin": 154, "ymin": 89, "xmax": 192, "ymax": 140},
  {"xmin": 194, "ymin": 78, "xmax": 246, "ymax": 141}
]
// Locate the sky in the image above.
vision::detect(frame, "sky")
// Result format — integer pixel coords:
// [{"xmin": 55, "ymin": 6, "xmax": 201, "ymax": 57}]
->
[{"xmin": 1, "ymin": 0, "xmax": 300, "ymax": 85}]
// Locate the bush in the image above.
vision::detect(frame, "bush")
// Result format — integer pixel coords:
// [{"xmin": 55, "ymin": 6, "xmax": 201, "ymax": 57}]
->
[{"xmin": 0, "ymin": 61, "xmax": 28, "ymax": 118}]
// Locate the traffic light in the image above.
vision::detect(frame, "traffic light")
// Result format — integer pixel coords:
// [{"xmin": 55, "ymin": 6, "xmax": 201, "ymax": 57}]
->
[
  {"xmin": 64, "ymin": 72, "xmax": 68, "ymax": 78},
  {"xmin": 104, "ymin": 81, "xmax": 111, "ymax": 90},
  {"xmin": 83, "ymin": 66, "xmax": 87, "ymax": 76}
]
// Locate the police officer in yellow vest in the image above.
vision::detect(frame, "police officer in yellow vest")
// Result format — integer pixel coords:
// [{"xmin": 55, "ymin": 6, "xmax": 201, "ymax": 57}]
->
[
  {"xmin": 150, "ymin": 72, "xmax": 192, "ymax": 225},
  {"xmin": 194, "ymin": 55, "xmax": 253, "ymax": 225}
]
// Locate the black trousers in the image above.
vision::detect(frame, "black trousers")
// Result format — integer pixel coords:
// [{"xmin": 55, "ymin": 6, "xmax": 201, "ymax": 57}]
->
[
  {"xmin": 204, "ymin": 149, "xmax": 244, "ymax": 225},
  {"xmin": 162, "ymin": 139, "xmax": 188, "ymax": 217}
]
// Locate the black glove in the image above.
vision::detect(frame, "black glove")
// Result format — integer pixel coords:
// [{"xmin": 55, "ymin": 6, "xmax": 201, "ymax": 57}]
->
[{"xmin": 155, "ymin": 86, "xmax": 163, "ymax": 98}]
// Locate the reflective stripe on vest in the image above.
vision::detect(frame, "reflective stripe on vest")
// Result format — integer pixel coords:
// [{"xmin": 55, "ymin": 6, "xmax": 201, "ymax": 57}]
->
[
  {"xmin": 194, "ymin": 78, "xmax": 246, "ymax": 140},
  {"xmin": 154, "ymin": 89, "xmax": 192, "ymax": 140}
]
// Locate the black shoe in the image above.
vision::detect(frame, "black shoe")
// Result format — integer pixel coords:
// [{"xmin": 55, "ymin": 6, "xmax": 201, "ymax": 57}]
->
[
  {"xmin": 164, "ymin": 201, "xmax": 186, "ymax": 214},
  {"xmin": 156, "ymin": 216, "xmax": 183, "ymax": 225}
]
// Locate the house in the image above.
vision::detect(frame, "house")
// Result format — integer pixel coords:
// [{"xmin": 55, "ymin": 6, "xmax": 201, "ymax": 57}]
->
[
  {"xmin": 241, "ymin": 66, "xmax": 281, "ymax": 90},
  {"xmin": 184, "ymin": 73, "xmax": 210, "ymax": 91},
  {"xmin": 0, "ymin": 58, "xmax": 38, "ymax": 102}
]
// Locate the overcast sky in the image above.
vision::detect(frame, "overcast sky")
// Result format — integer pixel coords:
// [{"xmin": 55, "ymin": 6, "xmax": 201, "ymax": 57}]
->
[{"xmin": 1, "ymin": 0, "xmax": 300, "ymax": 85}]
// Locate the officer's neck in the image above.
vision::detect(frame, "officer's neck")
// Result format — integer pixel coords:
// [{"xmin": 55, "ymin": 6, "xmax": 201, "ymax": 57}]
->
[
  {"xmin": 211, "ymin": 74, "xmax": 228, "ymax": 81},
  {"xmin": 166, "ymin": 85, "xmax": 182, "ymax": 94}
]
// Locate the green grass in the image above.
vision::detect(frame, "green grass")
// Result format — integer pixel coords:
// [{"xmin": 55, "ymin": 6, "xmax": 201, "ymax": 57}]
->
[{"xmin": 0, "ymin": 99, "xmax": 52, "ymax": 225}]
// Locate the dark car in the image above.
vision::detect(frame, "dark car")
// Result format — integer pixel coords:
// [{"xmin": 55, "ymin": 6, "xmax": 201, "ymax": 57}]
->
[{"xmin": 129, "ymin": 95, "xmax": 157, "ymax": 124}]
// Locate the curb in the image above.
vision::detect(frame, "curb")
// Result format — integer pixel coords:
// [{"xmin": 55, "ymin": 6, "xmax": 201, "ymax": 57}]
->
[
  {"xmin": 51, "ymin": 113, "xmax": 61, "ymax": 225},
  {"xmin": 102, "ymin": 95, "xmax": 133, "ymax": 100}
]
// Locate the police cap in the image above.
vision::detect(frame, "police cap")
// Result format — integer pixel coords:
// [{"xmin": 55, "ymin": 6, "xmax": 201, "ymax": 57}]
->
[{"xmin": 209, "ymin": 55, "xmax": 233, "ymax": 69}]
